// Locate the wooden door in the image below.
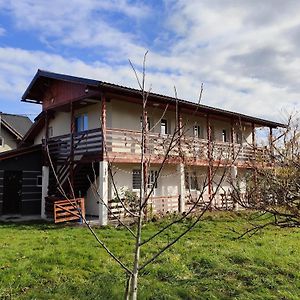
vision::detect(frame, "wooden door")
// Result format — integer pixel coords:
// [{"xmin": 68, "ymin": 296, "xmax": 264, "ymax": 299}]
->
[{"xmin": 3, "ymin": 170, "xmax": 22, "ymax": 214}]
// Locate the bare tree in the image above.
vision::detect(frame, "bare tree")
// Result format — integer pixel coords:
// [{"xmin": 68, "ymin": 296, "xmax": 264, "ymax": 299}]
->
[
  {"xmin": 229, "ymin": 113, "xmax": 300, "ymax": 235},
  {"xmin": 46, "ymin": 53, "xmax": 239, "ymax": 299}
]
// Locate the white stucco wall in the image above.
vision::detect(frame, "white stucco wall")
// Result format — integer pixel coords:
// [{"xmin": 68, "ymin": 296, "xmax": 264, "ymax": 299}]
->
[
  {"xmin": 85, "ymin": 177, "xmax": 100, "ymax": 216},
  {"xmin": 74, "ymin": 103, "xmax": 101, "ymax": 130}
]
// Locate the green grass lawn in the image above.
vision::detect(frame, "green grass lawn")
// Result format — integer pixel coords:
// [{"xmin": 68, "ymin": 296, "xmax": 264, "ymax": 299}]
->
[{"xmin": 0, "ymin": 212, "xmax": 300, "ymax": 300}]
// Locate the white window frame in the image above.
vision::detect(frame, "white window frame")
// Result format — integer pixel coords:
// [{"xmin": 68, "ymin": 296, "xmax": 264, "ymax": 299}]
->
[
  {"xmin": 194, "ymin": 125, "xmax": 203, "ymax": 139},
  {"xmin": 222, "ymin": 129, "xmax": 228, "ymax": 143},
  {"xmin": 161, "ymin": 119, "xmax": 168, "ymax": 135},
  {"xmin": 75, "ymin": 113, "xmax": 88, "ymax": 133}
]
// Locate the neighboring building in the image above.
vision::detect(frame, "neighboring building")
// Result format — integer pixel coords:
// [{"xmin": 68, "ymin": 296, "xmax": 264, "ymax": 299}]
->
[
  {"xmin": 0, "ymin": 112, "xmax": 32, "ymax": 152},
  {"xmin": 0, "ymin": 70, "xmax": 285, "ymax": 222}
]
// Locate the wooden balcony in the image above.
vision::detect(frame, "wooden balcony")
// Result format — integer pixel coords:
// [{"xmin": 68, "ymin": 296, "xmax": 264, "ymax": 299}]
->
[
  {"xmin": 45, "ymin": 127, "xmax": 269, "ymax": 167},
  {"xmin": 106, "ymin": 128, "xmax": 268, "ymax": 166},
  {"xmin": 46, "ymin": 128, "xmax": 103, "ymax": 164}
]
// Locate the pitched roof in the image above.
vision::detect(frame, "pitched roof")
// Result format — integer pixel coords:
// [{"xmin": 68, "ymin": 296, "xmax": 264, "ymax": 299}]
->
[
  {"xmin": 22, "ymin": 69, "xmax": 286, "ymax": 128},
  {"xmin": 0, "ymin": 112, "xmax": 33, "ymax": 139}
]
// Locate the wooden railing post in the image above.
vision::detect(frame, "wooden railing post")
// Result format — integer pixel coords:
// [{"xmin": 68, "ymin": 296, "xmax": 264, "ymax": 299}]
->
[
  {"xmin": 230, "ymin": 118, "xmax": 235, "ymax": 160},
  {"xmin": 206, "ymin": 114, "xmax": 213, "ymax": 203}
]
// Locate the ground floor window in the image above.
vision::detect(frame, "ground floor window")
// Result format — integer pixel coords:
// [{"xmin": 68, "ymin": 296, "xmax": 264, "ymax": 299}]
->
[
  {"xmin": 185, "ymin": 171, "xmax": 198, "ymax": 190},
  {"xmin": 132, "ymin": 169, "xmax": 158, "ymax": 190},
  {"xmin": 132, "ymin": 169, "xmax": 141, "ymax": 189}
]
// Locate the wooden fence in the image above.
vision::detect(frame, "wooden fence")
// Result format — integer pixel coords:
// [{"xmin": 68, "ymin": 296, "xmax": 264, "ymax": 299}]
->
[{"xmin": 53, "ymin": 198, "xmax": 85, "ymax": 223}]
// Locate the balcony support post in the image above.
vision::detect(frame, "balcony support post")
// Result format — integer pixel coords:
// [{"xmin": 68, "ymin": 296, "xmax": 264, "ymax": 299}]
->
[
  {"xmin": 101, "ymin": 92, "xmax": 107, "ymax": 156},
  {"xmin": 230, "ymin": 118, "xmax": 235, "ymax": 160},
  {"xmin": 98, "ymin": 161, "xmax": 108, "ymax": 225},
  {"xmin": 231, "ymin": 165, "xmax": 240, "ymax": 211},
  {"xmin": 41, "ymin": 165, "xmax": 49, "ymax": 219},
  {"xmin": 206, "ymin": 114, "xmax": 213, "ymax": 202},
  {"xmin": 178, "ymin": 163, "xmax": 185, "ymax": 213}
]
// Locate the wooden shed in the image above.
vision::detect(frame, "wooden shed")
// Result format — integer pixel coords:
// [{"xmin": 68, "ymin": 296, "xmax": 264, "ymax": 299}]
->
[{"xmin": 0, "ymin": 145, "xmax": 42, "ymax": 216}]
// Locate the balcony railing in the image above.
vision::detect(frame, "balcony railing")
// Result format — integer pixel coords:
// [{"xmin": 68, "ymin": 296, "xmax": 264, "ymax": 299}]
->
[
  {"xmin": 45, "ymin": 127, "xmax": 269, "ymax": 165},
  {"xmin": 106, "ymin": 128, "xmax": 267, "ymax": 164},
  {"xmin": 46, "ymin": 128, "xmax": 102, "ymax": 163}
]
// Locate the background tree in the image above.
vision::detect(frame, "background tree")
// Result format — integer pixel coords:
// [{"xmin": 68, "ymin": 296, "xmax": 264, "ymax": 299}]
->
[{"xmin": 230, "ymin": 113, "xmax": 300, "ymax": 235}]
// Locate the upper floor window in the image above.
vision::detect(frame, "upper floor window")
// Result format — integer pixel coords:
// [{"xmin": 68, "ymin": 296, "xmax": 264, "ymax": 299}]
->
[
  {"xmin": 222, "ymin": 129, "xmax": 228, "ymax": 142},
  {"xmin": 140, "ymin": 116, "xmax": 150, "ymax": 131},
  {"xmin": 236, "ymin": 132, "xmax": 242, "ymax": 144},
  {"xmin": 75, "ymin": 114, "xmax": 88, "ymax": 133},
  {"xmin": 161, "ymin": 119, "xmax": 168, "ymax": 135},
  {"xmin": 0, "ymin": 137, "xmax": 3, "ymax": 147},
  {"xmin": 194, "ymin": 125, "xmax": 203, "ymax": 139},
  {"xmin": 47, "ymin": 126, "xmax": 53, "ymax": 138}
]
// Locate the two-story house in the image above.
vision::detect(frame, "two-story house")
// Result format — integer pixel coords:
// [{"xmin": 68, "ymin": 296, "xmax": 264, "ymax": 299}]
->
[{"xmin": 0, "ymin": 70, "xmax": 284, "ymax": 223}]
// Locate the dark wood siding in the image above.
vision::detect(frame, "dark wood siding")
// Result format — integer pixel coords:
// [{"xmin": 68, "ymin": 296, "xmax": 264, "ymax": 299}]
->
[
  {"xmin": 0, "ymin": 150, "xmax": 42, "ymax": 215},
  {"xmin": 42, "ymin": 81, "xmax": 87, "ymax": 110},
  {"xmin": 0, "ymin": 170, "xmax": 4, "ymax": 214}
]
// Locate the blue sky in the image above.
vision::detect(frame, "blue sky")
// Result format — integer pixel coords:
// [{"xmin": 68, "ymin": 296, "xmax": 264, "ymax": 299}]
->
[{"xmin": 0, "ymin": 0, "xmax": 299, "ymax": 121}]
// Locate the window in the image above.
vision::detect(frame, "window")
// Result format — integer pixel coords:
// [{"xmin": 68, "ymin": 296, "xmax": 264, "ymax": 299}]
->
[
  {"xmin": 0, "ymin": 137, "xmax": 3, "ymax": 147},
  {"xmin": 236, "ymin": 132, "xmax": 242, "ymax": 144},
  {"xmin": 222, "ymin": 129, "xmax": 227, "ymax": 142},
  {"xmin": 132, "ymin": 169, "xmax": 141, "ymax": 189},
  {"xmin": 194, "ymin": 125, "xmax": 203, "ymax": 139},
  {"xmin": 161, "ymin": 119, "xmax": 168, "ymax": 135},
  {"xmin": 140, "ymin": 116, "xmax": 150, "ymax": 131},
  {"xmin": 36, "ymin": 175, "xmax": 42, "ymax": 187},
  {"xmin": 75, "ymin": 114, "xmax": 88, "ymax": 132},
  {"xmin": 185, "ymin": 172, "xmax": 198, "ymax": 190},
  {"xmin": 132, "ymin": 169, "xmax": 158, "ymax": 190},
  {"xmin": 148, "ymin": 170, "xmax": 158, "ymax": 189},
  {"xmin": 47, "ymin": 126, "xmax": 53, "ymax": 138}
]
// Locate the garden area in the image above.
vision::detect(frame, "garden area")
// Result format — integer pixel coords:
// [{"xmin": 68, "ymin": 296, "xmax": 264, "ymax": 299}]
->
[{"xmin": 0, "ymin": 212, "xmax": 300, "ymax": 299}]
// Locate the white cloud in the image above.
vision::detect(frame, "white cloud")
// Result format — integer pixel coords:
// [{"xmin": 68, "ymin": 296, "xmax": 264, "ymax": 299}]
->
[
  {"xmin": 0, "ymin": 0, "xmax": 299, "ymax": 123},
  {"xmin": 2, "ymin": 0, "xmax": 150, "ymax": 60}
]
